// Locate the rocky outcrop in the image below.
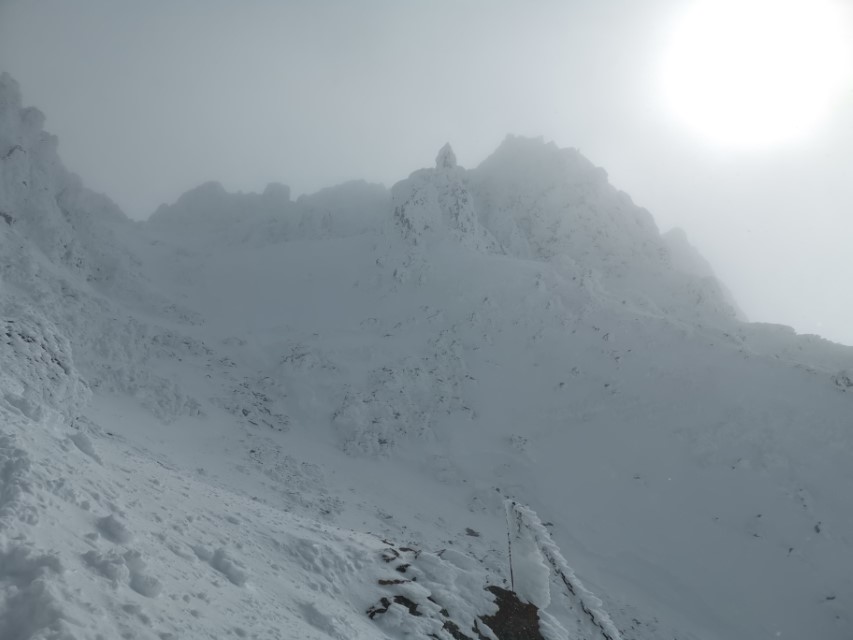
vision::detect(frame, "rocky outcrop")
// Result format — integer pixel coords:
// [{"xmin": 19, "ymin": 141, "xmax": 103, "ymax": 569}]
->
[
  {"xmin": 148, "ymin": 178, "xmax": 388, "ymax": 246},
  {"xmin": 0, "ymin": 73, "xmax": 128, "ymax": 286},
  {"xmin": 390, "ymin": 143, "xmax": 496, "ymax": 252}
]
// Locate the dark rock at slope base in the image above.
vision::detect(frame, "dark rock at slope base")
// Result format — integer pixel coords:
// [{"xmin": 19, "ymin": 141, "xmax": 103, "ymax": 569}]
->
[
  {"xmin": 367, "ymin": 584, "xmax": 546, "ymax": 640},
  {"xmin": 480, "ymin": 587, "xmax": 546, "ymax": 640}
]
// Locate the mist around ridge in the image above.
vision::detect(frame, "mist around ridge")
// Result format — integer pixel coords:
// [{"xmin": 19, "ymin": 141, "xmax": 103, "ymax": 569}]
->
[{"xmin": 1, "ymin": 70, "xmax": 853, "ymax": 639}]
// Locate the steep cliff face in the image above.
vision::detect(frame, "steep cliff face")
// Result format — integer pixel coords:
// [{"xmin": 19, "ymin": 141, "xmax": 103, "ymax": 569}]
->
[
  {"xmin": 384, "ymin": 135, "xmax": 739, "ymax": 326},
  {"xmin": 474, "ymin": 136, "xmax": 745, "ymax": 325},
  {"xmin": 0, "ymin": 73, "xmax": 128, "ymax": 287},
  {"xmin": 471, "ymin": 135, "xmax": 661, "ymax": 265},
  {"xmin": 0, "ymin": 74, "xmax": 206, "ymax": 424},
  {"xmin": 391, "ymin": 143, "xmax": 496, "ymax": 251}
]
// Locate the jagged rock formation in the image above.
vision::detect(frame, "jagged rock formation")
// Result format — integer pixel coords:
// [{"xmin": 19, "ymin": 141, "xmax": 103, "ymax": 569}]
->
[
  {"xmin": 149, "ymin": 178, "xmax": 388, "ymax": 247},
  {"xmin": 0, "ymin": 73, "xmax": 128, "ymax": 286},
  {"xmin": 390, "ymin": 143, "xmax": 496, "ymax": 251},
  {"xmin": 382, "ymin": 135, "xmax": 740, "ymax": 326},
  {"xmin": 0, "ymin": 73, "xmax": 204, "ymax": 423},
  {"xmin": 436, "ymin": 143, "xmax": 458, "ymax": 170}
]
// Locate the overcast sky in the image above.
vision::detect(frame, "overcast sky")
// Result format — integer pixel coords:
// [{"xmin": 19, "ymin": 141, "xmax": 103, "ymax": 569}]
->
[{"xmin": 2, "ymin": 0, "xmax": 852, "ymax": 345}]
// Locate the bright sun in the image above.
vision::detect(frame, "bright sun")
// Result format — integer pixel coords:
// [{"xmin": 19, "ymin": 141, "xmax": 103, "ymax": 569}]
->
[{"xmin": 661, "ymin": 0, "xmax": 851, "ymax": 148}]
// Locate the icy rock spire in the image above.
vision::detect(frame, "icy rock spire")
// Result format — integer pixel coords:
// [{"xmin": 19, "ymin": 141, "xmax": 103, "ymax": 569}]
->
[{"xmin": 435, "ymin": 143, "xmax": 457, "ymax": 170}]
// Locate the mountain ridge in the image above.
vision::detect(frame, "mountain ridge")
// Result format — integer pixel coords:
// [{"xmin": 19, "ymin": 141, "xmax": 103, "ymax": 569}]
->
[{"xmin": 1, "ymin": 72, "xmax": 852, "ymax": 640}]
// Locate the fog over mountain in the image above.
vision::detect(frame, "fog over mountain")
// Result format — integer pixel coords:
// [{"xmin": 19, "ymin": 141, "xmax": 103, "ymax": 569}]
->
[
  {"xmin": 1, "ymin": 71, "xmax": 852, "ymax": 639},
  {"xmin": 2, "ymin": 0, "xmax": 852, "ymax": 346}
]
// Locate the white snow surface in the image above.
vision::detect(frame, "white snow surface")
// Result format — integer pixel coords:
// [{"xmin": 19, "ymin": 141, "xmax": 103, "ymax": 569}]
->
[{"xmin": 1, "ymin": 72, "xmax": 853, "ymax": 639}]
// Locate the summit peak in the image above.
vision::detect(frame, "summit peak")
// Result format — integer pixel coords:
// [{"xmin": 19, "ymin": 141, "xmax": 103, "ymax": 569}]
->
[{"xmin": 435, "ymin": 143, "xmax": 457, "ymax": 170}]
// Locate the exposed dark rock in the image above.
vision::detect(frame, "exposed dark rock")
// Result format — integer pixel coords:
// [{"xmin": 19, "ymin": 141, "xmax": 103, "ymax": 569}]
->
[
  {"xmin": 480, "ymin": 586, "xmax": 545, "ymax": 640},
  {"xmin": 440, "ymin": 618, "xmax": 489, "ymax": 640},
  {"xmin": 367, "ymin": 595, "xmax": 425, "ymax": 619}
]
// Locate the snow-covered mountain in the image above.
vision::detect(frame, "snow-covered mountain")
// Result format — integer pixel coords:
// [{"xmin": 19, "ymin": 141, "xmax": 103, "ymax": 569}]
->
[{"xmin": 2, "ymin": 71, "xmax": 852, "ymax": 640}]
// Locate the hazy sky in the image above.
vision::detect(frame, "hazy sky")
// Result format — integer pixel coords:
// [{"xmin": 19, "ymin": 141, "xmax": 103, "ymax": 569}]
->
[{"xmin": 2, "ymin": 0, "xmax": 852, "ymax": 345}]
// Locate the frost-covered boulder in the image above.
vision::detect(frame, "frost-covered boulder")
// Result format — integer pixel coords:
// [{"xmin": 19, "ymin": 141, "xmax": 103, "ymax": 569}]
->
[{"xmin": 834, "ymin": 370, "xmax": 853, "ymax": 390}]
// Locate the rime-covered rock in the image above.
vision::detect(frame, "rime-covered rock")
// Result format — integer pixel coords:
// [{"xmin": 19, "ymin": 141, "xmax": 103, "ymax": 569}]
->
[
  {"xmin": 435, "ymin": 142, "xmax": 457, "ymax": 170},
  {"xmin": 467, "ymin": 135, "xmax": 741, "ymax": 325},
  {"xmin": 0, "ymin": 73, "xmax": 128, "ymax": 285},
  {"xmin": 0, "ymin": 303, "xmax": 90, "ymax": 426},
  {"xmin": 387, "ymin": 144, "xmax": 496, "ymax": 262}
]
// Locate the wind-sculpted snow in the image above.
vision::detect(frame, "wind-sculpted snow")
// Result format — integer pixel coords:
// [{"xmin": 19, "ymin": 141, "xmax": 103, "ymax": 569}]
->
[{"xmin": 2, "ymin": 73, "xmax": 853, "ymax": 638}]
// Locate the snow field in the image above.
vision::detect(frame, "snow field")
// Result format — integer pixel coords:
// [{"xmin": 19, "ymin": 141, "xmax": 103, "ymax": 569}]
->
[{"xmin": 2, "ymin": 70, "xmax": 853, "ymax": 639}]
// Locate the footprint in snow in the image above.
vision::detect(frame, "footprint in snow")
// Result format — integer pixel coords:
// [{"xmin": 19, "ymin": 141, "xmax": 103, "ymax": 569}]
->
[
  {"xmin": 191, "ymin": 545, "xmax": 249, "ymax": 586},
  {"xmin": 96, "ymin": 514, "xmax": 134, "ymax": 544}
]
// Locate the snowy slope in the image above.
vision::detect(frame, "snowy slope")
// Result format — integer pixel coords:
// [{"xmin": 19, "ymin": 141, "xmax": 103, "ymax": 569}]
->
[
  {"xmin": 2, "ymin": 72, "xmax": 853, "ymax": 640},
  {"xmin": 663, "ymin": 227, "xmax": 746, "ymax": 321}
]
